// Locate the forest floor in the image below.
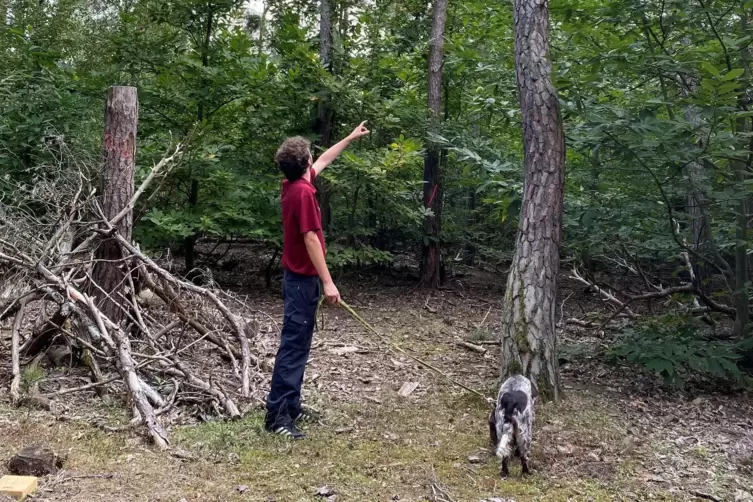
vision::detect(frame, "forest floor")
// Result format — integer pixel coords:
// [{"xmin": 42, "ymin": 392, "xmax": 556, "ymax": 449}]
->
[{"xmin": 1, "ymin": 267, "xmax": 752, "ymax": 502}]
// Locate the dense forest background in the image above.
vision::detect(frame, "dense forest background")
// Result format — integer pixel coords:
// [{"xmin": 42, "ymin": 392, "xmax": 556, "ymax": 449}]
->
[
  {"xmin": 3, "ymin": 0, "xmax": 753, "ymax": 388},
  {"xmin": 2, "ymin": 2, "xmax": 753, "ymax": 500}
]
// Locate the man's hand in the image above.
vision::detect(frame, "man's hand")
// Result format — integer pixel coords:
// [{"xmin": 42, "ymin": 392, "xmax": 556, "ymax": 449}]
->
[
  {"xmin": 347, "ymin": 121, "xmax": 370, "ymax": 141},
  {"xmin": 312, "ymin": 121, "xmax": 370, "ymax": 175},
  {"xmin": 323, "ymin": 280, "xmax": 341, "ymax": 305}
]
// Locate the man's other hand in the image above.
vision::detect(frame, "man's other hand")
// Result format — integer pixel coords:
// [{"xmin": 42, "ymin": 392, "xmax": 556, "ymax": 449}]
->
[{"xmin": 323, "ymin": 280, "xmax": 341, "ymax": 305}]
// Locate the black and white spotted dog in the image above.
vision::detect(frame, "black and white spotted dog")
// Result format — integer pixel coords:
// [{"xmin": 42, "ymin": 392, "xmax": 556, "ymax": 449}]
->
[{"xmin": 488, "ymin": 375, "xmax": 538, "ymax": 477}]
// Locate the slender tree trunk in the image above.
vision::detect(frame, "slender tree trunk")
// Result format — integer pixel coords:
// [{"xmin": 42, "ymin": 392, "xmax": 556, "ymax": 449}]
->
[
  {"xmin": 91, "ymin": 86, "xmax": 138, "ymax": 323},
  {"xmin": 734, "ymin": 11, "xmax": 751, "ymax": 340},
  {"xmin": 500, "ymin": 0, "xmax": 564, "ymax": 400},
  {"xmin": 740, "ymin": 11, "xmax": 753, "ymax": 364},
  {"xmin": 420, "ymin": 0, "xmax": 449, "ymax": 288},
  {"xmin": 733, "ymin": 152, "xmax": 750, "ymax": 338},
  {"xmin": 258, "ymin": 1, "xmax": 268, "ymax": 56},
  {"xmin": 465, "ymin": 117, "xmax": 481, "ymax": 266},
  {"xmin": 184, "ymin": 4, "xmax": 213, "ymax": 278},
  {"xmin": 679, "ymin": 74, "xmax": 713, "ymax": 297},
  {"xmin": 686, "ymin": 155, "xmax": 711, "ymax": 294},
  {"xmin": 315, "ymin": 0, "xmax": 335, "ymax": 231}
]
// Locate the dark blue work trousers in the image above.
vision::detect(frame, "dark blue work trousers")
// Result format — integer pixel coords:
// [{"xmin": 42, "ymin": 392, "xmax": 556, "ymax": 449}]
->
[{"xmin": 265, "ymin": 269, "xmax": 320, "ymax": 425}]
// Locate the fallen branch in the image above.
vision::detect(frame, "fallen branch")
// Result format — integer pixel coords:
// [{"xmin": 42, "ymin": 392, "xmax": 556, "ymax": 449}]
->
[
  {"xmin": 23, "ymin": 302, "xmax": 74, "ymax": 357},
  {"xmin": 455, "ymin": 339, "xmax": 487, "ymax": 354},
  {"xmin": 115, "ymin": 234, "xmax": 252, "ymax": 397},
  {"xmin": 569, "ymin": 268, "xmax": 638, "ymax": 317},
  {"xmin": 0, "ymin": 138, "xmax": 260, "ymax": 446},
  {"xmin": 109, "ymin": 143, "xmax": 184, "ymax": 229},
  {"xmin": 10, "ymin": 297, "xmax": 28, "ymax": 405},
  {"xmin": 565, "ymin": 318, "xmax": 598, "ymax": 328},
  {"xmin": 85, "ymin": 293, "xmax": 169, "ymax": 449},
  {"xmin": 688, "ymin": 491, "xmax": 721, "ymax": 502}
]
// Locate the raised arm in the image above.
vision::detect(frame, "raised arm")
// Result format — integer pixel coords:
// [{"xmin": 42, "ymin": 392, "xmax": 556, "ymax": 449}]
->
[{"xmin": 311, "ymin": 121, "xmax": 370, "ymax": 176}]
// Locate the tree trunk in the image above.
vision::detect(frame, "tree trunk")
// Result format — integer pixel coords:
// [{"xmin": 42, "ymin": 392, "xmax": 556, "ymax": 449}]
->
[
  {"xmin": 258, "ymin": 1, "xmax": 268, "ymax": 56},
  {"xmin": 184, "ymin": 179, "xmax": 199, "ymax": 278},
  {"xmin": 500, "ymin": 0, "xmax": 564, "ymax": 400},
  {"xmin": 184, "ymin": 4, "xmax": 213, "ymax": 279},
  {"xmin": 91, "ymin": 86, "xmax": 138, "ymax": 323},
  {"xmin": 733, "ymin": 34, "xmax": 751, "ymax": 340},
  {"xmin": 679, "ymin": 85, "xmax": 713, "ymax": 297},
  {"xmin": 315, "ymin": 0, "xmax": 335, "ymax": 231},
  {"xmin": 465, "ymin": 118, "xmax": 481, "ymax": 266},
  {"xmin": 735, "ymin": 11, "xmax": 752, "ymax": 347},
  {"xmin": 420, "ymin": 0, "xmax": 449, "ymax": 288},
  {"xmin": 686, "ymin": 158, "xmax": 711, "ymax": 294},
  {"xmin": 733, "ymin": 153, "xmax": 750, "ymax": 338}
]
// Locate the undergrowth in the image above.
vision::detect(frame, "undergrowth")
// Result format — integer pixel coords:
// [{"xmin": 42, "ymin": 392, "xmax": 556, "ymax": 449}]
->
[{"xmin": 609, "ymin": 314, "xmax": 753, "ymax": 388}]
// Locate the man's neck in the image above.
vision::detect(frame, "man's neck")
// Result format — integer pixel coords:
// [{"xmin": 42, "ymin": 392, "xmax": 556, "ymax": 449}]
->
[{"xmin": 302, "ymin": 169, "xmax": 311, "ymax": 183}]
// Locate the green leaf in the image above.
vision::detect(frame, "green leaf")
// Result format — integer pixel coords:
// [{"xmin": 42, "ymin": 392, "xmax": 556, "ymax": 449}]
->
[
  {"xmin": 722, "ymin": 69, "xmax": 745, "ymax": 81},
  {"xmin": 700, "ymin": 62, "xmax": 721, "ymax": 77}
]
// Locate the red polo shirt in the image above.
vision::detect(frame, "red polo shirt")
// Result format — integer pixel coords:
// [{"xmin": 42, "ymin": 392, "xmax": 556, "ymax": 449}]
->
[{"xmin": 281, "ymin": 168, "xmax": 325, "ymax": 276}]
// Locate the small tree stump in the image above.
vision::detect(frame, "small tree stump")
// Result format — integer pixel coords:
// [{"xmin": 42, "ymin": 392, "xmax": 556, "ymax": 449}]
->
[
  {"xmin": 91, "ymin": 85, "xmax": 138, "ymax": 323},
  {"xmin": 7, "ymin": 445, "xmax": 63, "ymax": 476}
]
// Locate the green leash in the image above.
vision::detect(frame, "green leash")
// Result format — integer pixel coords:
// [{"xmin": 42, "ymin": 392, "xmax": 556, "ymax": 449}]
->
[{"xmin": 315, "ymin": 293, "xmax": 491, "ymax": 403}]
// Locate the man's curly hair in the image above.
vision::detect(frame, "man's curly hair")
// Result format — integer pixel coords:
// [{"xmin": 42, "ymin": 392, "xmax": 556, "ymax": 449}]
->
[{"xmin": 275, "ymin": 136, "xmax": 312, "ymax": 182}]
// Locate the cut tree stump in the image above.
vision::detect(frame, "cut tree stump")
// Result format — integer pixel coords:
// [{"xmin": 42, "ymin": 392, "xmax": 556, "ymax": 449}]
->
[
  {"xmin": 7, "ymin": 445, "xmax": 63, "ymax": 476},
  {"xmin": 91, "ymin": 85, "xmax": 138, "ymax": 323},
  {"xmin": 0, "ymin": 476, "xmax": 38, "ymax": 499}
]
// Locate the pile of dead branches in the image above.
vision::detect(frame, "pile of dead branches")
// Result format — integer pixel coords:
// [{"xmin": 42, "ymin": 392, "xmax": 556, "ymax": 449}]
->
[{"xmin": 0, "ymin": 141, "xmax": 266, "ymax": 449}]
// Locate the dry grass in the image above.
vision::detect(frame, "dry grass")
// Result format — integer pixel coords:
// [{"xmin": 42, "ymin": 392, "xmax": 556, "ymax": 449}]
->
[{"xmin": 0, "ymin": 388, "xmax": 684, "ymax": 502}]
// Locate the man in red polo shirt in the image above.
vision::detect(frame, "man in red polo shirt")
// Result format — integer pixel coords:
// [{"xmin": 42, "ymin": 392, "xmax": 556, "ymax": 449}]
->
[{"xmin": 265, "ymin": 121, "xmax": 370, "ymax": 439}]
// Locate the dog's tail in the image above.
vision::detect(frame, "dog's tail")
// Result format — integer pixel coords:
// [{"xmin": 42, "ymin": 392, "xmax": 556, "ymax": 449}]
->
[
  {"xmin": 494, "ymin": 409, "xmax": 518, "ymax": 460},
  {"xmin": 510, "ymin": 413, "xmax": 520, "ymax": 436}
]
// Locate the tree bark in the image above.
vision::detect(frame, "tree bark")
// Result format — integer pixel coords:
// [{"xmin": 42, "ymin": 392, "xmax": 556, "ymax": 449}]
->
[
  {"xmin": 500, "ymin": 0, "xmax": 564, "ymax": 400},
  {"xmin": 315, "ymin": 0, "xmax": 335, "ymax": 231},
  {"xmin": 420, "ymin": 0, "xmax": 449, "ymax": 288},
  {"xmin": 91, "ymin": 86, "xmax": 138, "ymax": 323}
]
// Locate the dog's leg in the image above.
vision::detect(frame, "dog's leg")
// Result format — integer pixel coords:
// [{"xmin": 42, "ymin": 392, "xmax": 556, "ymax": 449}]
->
[
  {"xmin": 501, "ymin": 457, "xmax": 509, "ymax": 477},
  {"xmin": 520, "ymin": 455, "xmax": 531, "ymax": 475},
  {"xmin": 488, "ymin": 411, "xmax": 498, "ymax": 452}
]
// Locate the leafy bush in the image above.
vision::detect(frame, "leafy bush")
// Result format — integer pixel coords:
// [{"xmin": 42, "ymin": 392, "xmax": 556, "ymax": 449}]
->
[
  {"xmin": 326, "ymin": 243, "xmax": 393, "ymax": 270},
  {"xmin": 610, "ymin": 315, "xmax": 749, "ymax": 387}
]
